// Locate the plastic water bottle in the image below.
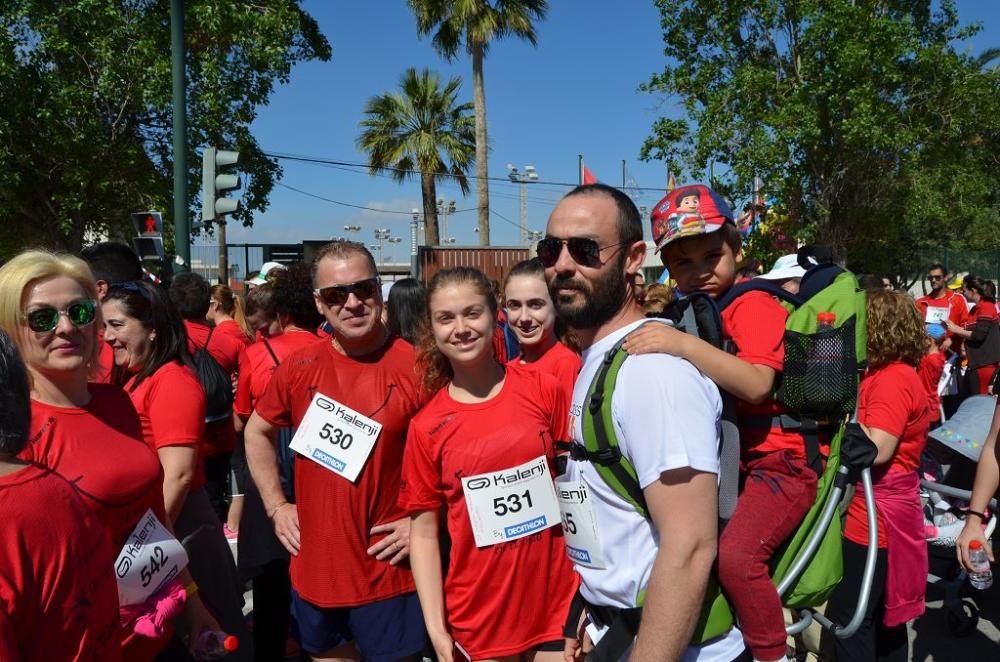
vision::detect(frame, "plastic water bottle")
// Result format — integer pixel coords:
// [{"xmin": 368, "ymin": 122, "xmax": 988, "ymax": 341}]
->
[
  {"xmin": 968, "ymin": 540, "xmax": 994, "ymax": 590},
  {"xmin": 817, "ymin": 311, "xmax": 837, "ymax": 331},
  {"xmin": 194, "ymin": 631, "xmax": 239, "ymax": 660}
]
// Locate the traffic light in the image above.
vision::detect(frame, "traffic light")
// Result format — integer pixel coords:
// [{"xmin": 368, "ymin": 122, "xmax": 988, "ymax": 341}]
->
[
  {"xmin": 130, "ymin": 211, "xmax": 164, "ymax": 261},
  {"xmin": 202, "ymin": 147, "xmax": 241, "ymax": 221}
]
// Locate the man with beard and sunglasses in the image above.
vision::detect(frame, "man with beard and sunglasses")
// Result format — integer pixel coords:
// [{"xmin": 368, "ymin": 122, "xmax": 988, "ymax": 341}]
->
[
  {"xmin": 245, "ymin": 241, "xmax": 428, "ymax": 662},
  {"xmin": 915, "ymin": 263, "xmax": 969, "ymax": 350},
  {"xmin": 541, "ymin": 184, "xmax": 745, "ymax": 662}
]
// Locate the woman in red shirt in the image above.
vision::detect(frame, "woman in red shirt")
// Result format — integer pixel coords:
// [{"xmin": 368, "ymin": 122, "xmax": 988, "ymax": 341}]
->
[
  {"xmin": 946, "ymin": 276, "xmax": 1000, "ymax": 394},
  {"xmin": 102, "ymin": 279, "xmax": 250, "ymax": 657},
  {"xmin": 208, "ymin": 284, "xmax": 253, "ymax": 347},
  {"xmin": 0, "ymin": 250, "xmax": 218, "ymax": 660},
  {"xmin": 0, "ymin": 328, "xmax": 122, "ymax": 661},
  {"xmin": 503, "ymin": 258, "xmax": 581, "ymax": 402},
  {"xmin": 401, "ymin": 267, "xmax": 578, "ymax": 662},
  {"xmin": 824, "ymin": 291, "xmax": 931, "ymax": 661}
]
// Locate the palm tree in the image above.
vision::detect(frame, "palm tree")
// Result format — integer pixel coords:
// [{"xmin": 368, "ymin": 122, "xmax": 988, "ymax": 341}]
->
[
  {"xmin": 357, "ymin": 68, "xmax": 475, "ymax": 246},
  {"xmin": 974, "ymin": 47, "xmax": 1000, "ymax": 70},
  {"xmin": 408, "ymin": 0, "xmax": 548, "ymax": 246}
]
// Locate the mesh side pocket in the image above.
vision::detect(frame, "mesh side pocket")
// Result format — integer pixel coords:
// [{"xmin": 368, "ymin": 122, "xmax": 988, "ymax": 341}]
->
[{"xmin": 777, "ymin": 316, "xmax": 857, "ymax": 415}]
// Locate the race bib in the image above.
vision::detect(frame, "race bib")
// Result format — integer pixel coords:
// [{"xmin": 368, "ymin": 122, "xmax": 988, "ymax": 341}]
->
[
  {"xmin": 556, "ymin": 480, "xmax": 606, "ymax": 569},
  {"xmin": 114, "ymin": 510, "xmax": 189, "ymax": 607},
  {"xmin": 925, "ymin": 307, "xmax": 949, "ymax": 324},
  {"xmin": 462, "ymin": 455, "xmax": 561, "ymax": 547},
  {"xmin": 289, "ymin": 392, "xmax": 382, "ymax": 482}
]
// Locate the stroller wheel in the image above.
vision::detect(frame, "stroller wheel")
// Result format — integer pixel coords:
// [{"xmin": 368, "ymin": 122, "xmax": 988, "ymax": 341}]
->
[{"xmin": 944, "ymin": 599, "xmax": 980, "ymax": 637}]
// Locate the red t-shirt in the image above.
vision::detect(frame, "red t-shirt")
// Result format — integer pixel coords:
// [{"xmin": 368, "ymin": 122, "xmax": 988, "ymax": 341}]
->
[
  {"xmin": 399, "ymin": 365, "xmax": 579, "ymax": 659},
  {"xmin": 507, "ymin": 340, "xmax": 581, "ymax": 406},
  {"xmin": 234, "ymin": 330, "xmax": 319, "ymax": 418},
  {"xmin": 916, "ymin": 290, "xmax": 969, "ymax": 352},
  {"xmin": 184, "ymin": 320, "xmax": 240, "ymax": 456},
  {"xmin": 845, "ymin": 362, "xmax": 930, "ymax": 548},
  {"xmin": 254, "ymin": 336, "xmax": 425, "ymax": 607},
  {"xmin": 21, "ymin": 385, "xmax": 166, "ymax": 551},
  {"xmin": 918, "ymin": 351, "xmax": 946, "ymax": 423},
  {"xmin": 967, "ymin": 300, "xmax": 1000, "ymax": 327},
  {"xmin": 721, "ymin": 290, "xmax": 805, "ymax": 458},
  {"xmin": 92, "ymin": 327, "xmax": 114, "ymax": 384},
  {"xmin": 126, "ymin": 362, "xmax": 207, "ymax": 493},
  {"xmin": 0, "ymin": 465, "xmax": 122, "ymax": 661},
  {"xmin": 215, "ymin": 318, "xmax": 251, "ymax": 348}
]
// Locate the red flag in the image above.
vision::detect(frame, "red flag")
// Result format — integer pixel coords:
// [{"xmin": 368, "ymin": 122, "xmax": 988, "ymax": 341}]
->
[{"xmin": 582, "ymin": 165, "xmax": 598, "ymax": 185}]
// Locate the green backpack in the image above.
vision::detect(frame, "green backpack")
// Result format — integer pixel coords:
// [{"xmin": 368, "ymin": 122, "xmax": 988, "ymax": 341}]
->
[{"xmin": 578, "ymin": 258, "xmax": 867, "ymax": 641}]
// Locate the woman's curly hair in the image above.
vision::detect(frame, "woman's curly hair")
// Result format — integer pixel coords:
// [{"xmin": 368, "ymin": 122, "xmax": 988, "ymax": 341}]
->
[{"xmin": 866, "ymin": 290, "xmax": 925, "ymax": 369}]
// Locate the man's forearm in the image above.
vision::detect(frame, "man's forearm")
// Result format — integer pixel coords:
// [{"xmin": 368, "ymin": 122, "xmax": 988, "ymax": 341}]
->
[
  {"xmin": 244, "ymin": 421, "xmax": 284, "ymax": 515},
  {"xmin": 630, "ymin": 546, "xmax": 714, "ymax": 661}
]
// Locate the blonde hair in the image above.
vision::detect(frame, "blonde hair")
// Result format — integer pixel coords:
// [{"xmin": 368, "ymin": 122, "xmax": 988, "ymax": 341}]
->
[
  {"xmin": 211, "ymin": 283, "xmax": 253, "ymax": 341},
  {"xmin": 866, "ymin": 290, "xmax": 925, "ymax": 369},
  {"xmin": 0, "ymin": 250, "xmax": 102, "ymax": 369}
]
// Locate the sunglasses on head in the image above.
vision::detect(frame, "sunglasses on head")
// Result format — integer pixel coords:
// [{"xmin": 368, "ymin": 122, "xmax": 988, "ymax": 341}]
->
[
  {"xmin": 314, "ymin": 277, "xmax": 380, "ymax": 307},
  {"xmin": 536, "ymin": 237, "xmax": 623, "ymax": 268},
  {"xmin": 22, "ymin": 300, "xmax": 97, "ymax": 333},
  {"xmin": 108, "ymin": 280, "xmax": 153, "ymax": 300}
]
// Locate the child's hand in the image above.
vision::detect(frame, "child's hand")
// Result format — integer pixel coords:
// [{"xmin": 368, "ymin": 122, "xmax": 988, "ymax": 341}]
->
[{"xmin": 623, "ymin": 323, "xmax": 689, "ymax": 357}]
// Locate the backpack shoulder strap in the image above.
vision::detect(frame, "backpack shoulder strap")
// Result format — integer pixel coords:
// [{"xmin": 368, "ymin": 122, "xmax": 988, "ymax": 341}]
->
[
  {"xmin": 580, "ymin": 336, "xmax": 648, "ymax": 519},
  {"xmin": 262, "ymin": 338, "xmax": 280, "ymax": 367},
  {"xmin": 717, "ymin": 279, "xmax": 804, "ymax": 311},
  {"xmin": 203, "ymin": 325, "xmax": 215, "ymax": 351}
]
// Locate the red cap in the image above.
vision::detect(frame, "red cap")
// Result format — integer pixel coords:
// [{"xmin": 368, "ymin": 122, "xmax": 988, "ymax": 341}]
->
[
  {"xmin": 969, "ymin": 540, "xmax": 983, "ymax": 550},
  {"xmin": 817, "ymin": 312, "xmax": 836, "ymax": 325},
  {"xmin": 223, "ymin": 636, "xmax": 240, "ymax": 652}
]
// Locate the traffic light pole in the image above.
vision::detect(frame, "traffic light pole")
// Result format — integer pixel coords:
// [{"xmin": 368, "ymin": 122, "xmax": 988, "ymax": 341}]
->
[
  {"xmin": 171, "ymin": 0, "xmax": 189, "ymax": 270},
  {"xmin": 217, "ymin": 218, "xmax": 228, "ymax": 285}
]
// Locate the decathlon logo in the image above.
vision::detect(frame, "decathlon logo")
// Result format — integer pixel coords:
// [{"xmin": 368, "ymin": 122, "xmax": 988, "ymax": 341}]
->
[
  {"xmin": 312, "ymin": 448, "xmax": 346, "ymax": 472},
  {"xmin": 316, "ymin": 397, "xmax": 336, "ymax": 412},
  {"xmin": 504, "ymin": 515, "xmax": 547, "ymax": 537},
  {"xmin": 466, "ymin": 476, "xmax": 491, "ymax": 490},
  {"xmin": 567, "ymin": 546, "xmax": 592, "ymax": 564}
]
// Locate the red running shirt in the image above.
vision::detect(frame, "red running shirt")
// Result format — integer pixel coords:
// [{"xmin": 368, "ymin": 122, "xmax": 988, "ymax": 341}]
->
[
  {"xmin": 126, "ymin": 362, "xmax": 207, "ymax": 493},
  {"xmin": 915, "ymin": 290, "xmax": 969, "ymax": 332},
  {"xmin": 184, "ymin": 320, "xmax": 240, "ymax": 456},
  {"xmin": 234, "ymin": 331, "xmax": 319, "ymax": 418},
  {"xmin": 214, "ymin": 318, "xmax": 252, "ymax": 348},
  {"xmin": 721, "ymin": 290, "xmax": 807, "ymax": 458},
  {"xmin": 399, "ymin": 365, "xmax": 579, "ymax": 659},
  {"xmin": 918, "ymin": 351, "xmax": 946, "ymax": 424},
  {"xmin": 92, "ymin": 326, "xmax": 114, "ymax": 384},
  {"xmin": 254, "ymin": 336, "xmax": 425, "ymax": 607},
  {"xmin": 0, "ymin": 466, "xmax": 122, "ymax": 662},
  {"xmin": 508, "ymin": 340, "xmax": 581, "ymax": 405},
  {"xmin": 845, "ymin": 362, "xmax": 930, "ymax": 548}
]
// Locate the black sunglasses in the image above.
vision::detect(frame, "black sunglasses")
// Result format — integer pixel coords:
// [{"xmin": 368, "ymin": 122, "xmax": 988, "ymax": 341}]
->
[
  {"xmin": 928, "ymin": 275, "xmax": 944, "ymax": 282},
  {"xmin": 22, "ymin": 300, "xmax": 97, "ymax": 333},
  {"xmin": 314, "ymin": 277, "xmax": 380, "ymax": 307},
  {"xmin": 536, "ymin": 237, "xmax": 624, "ymax": 268}
]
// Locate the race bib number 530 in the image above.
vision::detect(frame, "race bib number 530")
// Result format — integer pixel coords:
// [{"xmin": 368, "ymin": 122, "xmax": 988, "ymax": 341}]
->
[
  {"xmin": 289, "ymin": 392, "xmax": 383, "ymax": 483},
  {"xmin": 462, "ymin": 455, "xmax": 561, "ymax": 547}
]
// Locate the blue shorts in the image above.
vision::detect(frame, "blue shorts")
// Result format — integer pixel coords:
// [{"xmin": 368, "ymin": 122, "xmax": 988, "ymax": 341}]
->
[{"xmin": 290, "ymin": 589, "xmax": 427, "ymax": 661}]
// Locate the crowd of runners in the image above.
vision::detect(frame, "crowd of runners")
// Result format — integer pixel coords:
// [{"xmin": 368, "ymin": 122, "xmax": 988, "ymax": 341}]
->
[{"xmin": 0, "ymin": 182, "xmax": 997, "ymax": 662}]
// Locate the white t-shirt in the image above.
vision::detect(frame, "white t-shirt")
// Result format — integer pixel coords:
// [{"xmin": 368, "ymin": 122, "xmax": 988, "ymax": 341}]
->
[{"xmin": 562, "ymin": 318, "xmax": 745, "ymax": 661}]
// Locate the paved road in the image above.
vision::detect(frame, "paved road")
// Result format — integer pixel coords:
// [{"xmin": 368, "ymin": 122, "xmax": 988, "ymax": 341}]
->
[{"xmin": 909, "ymin": 572, "xmax": 999, "ymax": 661}]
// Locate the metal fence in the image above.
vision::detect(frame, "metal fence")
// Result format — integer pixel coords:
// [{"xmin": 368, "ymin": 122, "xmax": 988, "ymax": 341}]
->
[
  {"xmin": 190, "ymin": 243, "xmax": 302, "ymax": 284},
  {"xmin": 903, "ymin": 249, "xmax": 1000, "ymax": 292}
]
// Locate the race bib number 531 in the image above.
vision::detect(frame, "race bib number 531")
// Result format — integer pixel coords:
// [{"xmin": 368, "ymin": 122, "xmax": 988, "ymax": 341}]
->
[
  {"xmin": 289, "ymin": 392, "xmax": 383, "ymax": 483},
  {"xmin": 462, "ymin": 455, "xmax": 561, "ymax": 547}
]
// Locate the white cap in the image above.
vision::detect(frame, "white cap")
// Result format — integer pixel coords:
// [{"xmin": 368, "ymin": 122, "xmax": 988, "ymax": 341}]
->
[
  {"xmin": 758, "ymin": 254, "xmax": 813, "ymax": 281},
  {"xmin": 247, "ymin": 261, "xmax": 287, "ymax": 286}
]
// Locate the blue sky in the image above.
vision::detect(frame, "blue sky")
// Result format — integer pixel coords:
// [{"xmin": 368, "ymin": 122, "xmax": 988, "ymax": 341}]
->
[{"xmin": 219, "ymin": 0, "xmax": 999, "ymax": 259}]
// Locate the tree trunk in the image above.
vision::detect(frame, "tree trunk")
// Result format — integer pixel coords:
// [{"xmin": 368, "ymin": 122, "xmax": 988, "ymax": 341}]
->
[
  {"xmin": 422, "ymin": 170, "xmax": 440, "ymax": 246},
  {"xmin": 472, "ymin": 43, "xmax": 490, "ymax": 246}
]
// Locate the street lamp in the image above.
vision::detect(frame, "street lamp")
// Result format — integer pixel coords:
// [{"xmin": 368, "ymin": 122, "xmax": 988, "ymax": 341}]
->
[
  {"xmin": 411, "ymin": 209, "xmax": 423, "ymax": 277},
  {"xmin": 507, "ymin": 163, "xmax": 539, "ymax": 245},
  {"xmin": 526, "ymin": 230, "xmax": 544, "ymax": 243},
  {"xmin": 343, "ymin": 224, "xmax": 361, "ymax": 233},
  {"xmin": 437, "ymin": 198, "xmax": 456, "ymax": 244}
]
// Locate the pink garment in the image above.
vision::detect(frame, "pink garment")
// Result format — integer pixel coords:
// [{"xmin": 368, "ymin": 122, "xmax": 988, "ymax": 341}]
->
[
  {"xmin": 119, "ymin": 578, "xmax": 188, "ymax": 638},
  {"xmin": 872, "ymin": 470, "xmax": 927, "ymax": 627}
]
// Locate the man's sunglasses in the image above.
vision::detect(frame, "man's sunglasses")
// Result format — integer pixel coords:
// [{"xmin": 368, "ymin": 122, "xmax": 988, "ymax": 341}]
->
[
  {"xmin": 22, "ymin": 300, "xmax": 97, "ymax": 333},
  {"xmin": 536, "ymin": 237, "xmax": 623, "ymax": 268},
  {"xmin": 314, "ymin": 277, "xmax": 380, "ymax": 307},
  {"xmin": 928, "ymin": 274, "xmax": 945, "ymax": 282}
]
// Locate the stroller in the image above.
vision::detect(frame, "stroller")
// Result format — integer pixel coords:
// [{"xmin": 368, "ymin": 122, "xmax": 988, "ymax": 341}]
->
[{"xmin": 920, "ymin": 394, "xmax": 999, "ymax": 635}]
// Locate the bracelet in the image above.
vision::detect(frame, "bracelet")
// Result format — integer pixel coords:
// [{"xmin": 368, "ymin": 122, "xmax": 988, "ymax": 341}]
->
[
  {"xmin": 966, "ymin": 509, "xmax": 988, "ymax": 521},
  {"xmin": 268, "ymin": 501, "xmax": 289, "ymax": 519},
  {"xmin": 185, "ymin": 581, "xmax": 199, "ymax": 597}
]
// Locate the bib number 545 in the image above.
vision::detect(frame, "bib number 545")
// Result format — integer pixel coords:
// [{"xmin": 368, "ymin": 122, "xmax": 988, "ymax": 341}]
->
[
  {"xmin": 492, "ymin": 489, "xmax": 534, "ymax": 516},
  {"xmin": 319, "ymin": 423, "xmax": 353, "ymax": 450}
]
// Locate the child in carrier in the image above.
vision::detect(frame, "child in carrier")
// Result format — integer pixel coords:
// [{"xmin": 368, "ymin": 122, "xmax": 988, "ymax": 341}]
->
[{"xmin": 623, "ymin": 184, "xmax": 817, "ymax": 662}]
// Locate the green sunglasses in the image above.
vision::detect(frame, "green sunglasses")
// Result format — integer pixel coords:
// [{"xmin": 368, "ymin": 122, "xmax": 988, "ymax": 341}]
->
[{"xmin": 22, "ymin": 300, "xmax": 97, "ymax": 333}]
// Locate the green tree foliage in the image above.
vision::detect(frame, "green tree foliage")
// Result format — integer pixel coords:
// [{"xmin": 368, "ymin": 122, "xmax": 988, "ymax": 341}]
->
[
  {"xmin": 0, "ymin": 1, "xmax": 330, "ymax": 255},
  {"xmin": 357, "ymin": 68, "xmax": 476, "ymax": 246},
  {"xmin": 408, "ymin": 0, "xmax": 548, "ymax": 246},
  {"xmin": 640, "ymin": 0, "xmax": 1000, "ymax": 275}
]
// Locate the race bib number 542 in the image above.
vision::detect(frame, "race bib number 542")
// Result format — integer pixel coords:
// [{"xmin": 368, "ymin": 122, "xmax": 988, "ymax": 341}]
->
[
  {"xmin": 289, "ymin": 392, "xmax": 383, "ymax": 483},
  {"xmin": 114, "ymin": 509, "xmax": 189, "ymax": 607},
  {"xmin": 462, "ymin": 455, "xmax": 561, "ymax": 547}
]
